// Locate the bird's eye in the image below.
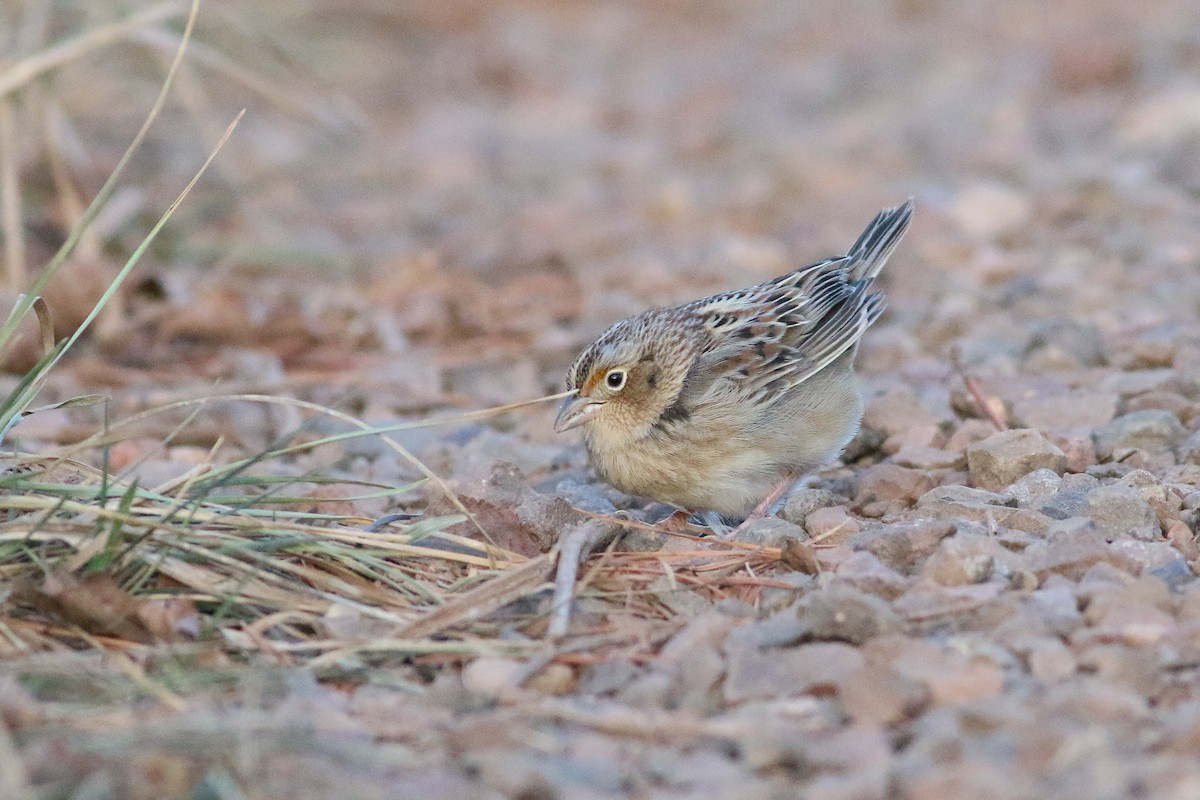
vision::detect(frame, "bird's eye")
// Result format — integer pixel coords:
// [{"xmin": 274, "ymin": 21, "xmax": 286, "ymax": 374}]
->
[{"xmin": 605, "ymin": 369, "xmax": 627, "ymax": 390}]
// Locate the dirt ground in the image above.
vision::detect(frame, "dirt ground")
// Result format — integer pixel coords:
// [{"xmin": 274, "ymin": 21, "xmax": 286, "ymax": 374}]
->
[{"xmin": 5, "ymin": 0, "xmax": 1200, "ymax": 798}]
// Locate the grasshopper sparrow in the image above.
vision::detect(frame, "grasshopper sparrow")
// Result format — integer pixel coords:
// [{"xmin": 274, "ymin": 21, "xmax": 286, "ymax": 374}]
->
[{"xmin": 555, "ymin": 200, "xmax": 914, "ymax": 534}]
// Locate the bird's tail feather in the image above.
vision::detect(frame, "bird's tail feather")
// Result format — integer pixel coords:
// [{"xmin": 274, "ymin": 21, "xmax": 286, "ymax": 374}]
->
[{"xmin": 845, "ymin": 198, "xmax": 914, "ymax": 282}]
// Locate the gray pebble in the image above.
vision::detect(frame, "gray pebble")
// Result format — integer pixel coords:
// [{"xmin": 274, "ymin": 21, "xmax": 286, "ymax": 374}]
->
[
  {"xmin": 1093, "ymin": 410, "xmax": 1186, "ymax": 460},
  {"xmin": 1081, "ymin": 484, "xmax": 1162, "ymax": 541}
]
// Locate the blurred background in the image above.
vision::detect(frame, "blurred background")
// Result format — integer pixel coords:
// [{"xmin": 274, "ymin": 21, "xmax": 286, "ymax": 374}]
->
[{"xmin": 3, "ymin": 0, "xmax": 1200, "ymax": 421}]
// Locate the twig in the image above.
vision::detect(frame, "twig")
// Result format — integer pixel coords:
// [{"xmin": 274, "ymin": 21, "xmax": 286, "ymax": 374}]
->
[
  {"xmin": 548, "ymin": 519, "xmax": 624, "ymax": 638},
  {"xmin": 951, "ymin": 344, "xmax": 1007, "ymax": 431}
]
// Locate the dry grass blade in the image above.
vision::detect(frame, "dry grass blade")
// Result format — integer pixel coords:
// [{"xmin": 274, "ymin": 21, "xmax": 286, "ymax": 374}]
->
[
  {"xmin": 0, "ymin": 1, "xmax": 186, "ymax": 99},
  {"xmin": 30, "ymin": 298, "xmax": 52, "ymax": 354},
  {"xmin": 0, "ymin": 0, "xmax": 200, "ymax": 351},
  {"xmin": 0, "ymin": 97, "xmax": 23, "ymax": 290},
  {"xmin": 0, "ymin": 457, "xmax": 516, "ymax": 651},
  {"xmin": 394, "ymin": 553, "xmax": 557, "ymax": 640},
  {"xmin": 134, "ymin": 27, "xmax": 355, "ymax": 128},
  {"xmin": 55, "ymin": 392, "xmax": 519, "ymax": 547}
]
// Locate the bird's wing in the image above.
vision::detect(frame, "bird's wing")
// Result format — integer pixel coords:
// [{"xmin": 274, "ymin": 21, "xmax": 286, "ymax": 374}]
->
[
  {"xmin": 680, "ymin": 200, "xmax": 912, "ymax": 409},
  {"xmin": 680, "ymin": 262, "xmax": 879, "ymax": 408}
]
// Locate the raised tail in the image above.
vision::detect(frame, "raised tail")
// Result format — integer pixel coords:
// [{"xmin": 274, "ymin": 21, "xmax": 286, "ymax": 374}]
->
[{"xmin": 845, "ymin": 198, "xmax": 914, "ymax": 283}]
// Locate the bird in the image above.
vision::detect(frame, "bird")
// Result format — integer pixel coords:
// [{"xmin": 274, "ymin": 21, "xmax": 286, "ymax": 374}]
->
[{"xmin": 554, "ymin": 199, "xmax": 914, "ymax": 536}]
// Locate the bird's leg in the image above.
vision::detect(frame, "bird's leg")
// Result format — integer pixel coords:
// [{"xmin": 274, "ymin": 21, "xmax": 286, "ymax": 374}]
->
[
  {"xmin": 656, "ymin": 509, "xmax": 695, "ymax": 532},
  {"xmin": 719, "ymin": 473, "xmax": 798, "ymax": 540},
  {"xmin": 658, "ymin": 508, "xmax": 731, "ymax": 536}
]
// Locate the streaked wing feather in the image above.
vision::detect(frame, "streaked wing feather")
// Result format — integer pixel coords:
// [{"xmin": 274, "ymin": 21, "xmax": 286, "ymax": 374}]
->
[
  {"xmin": 666, "ymin": 200, "xmax": 911, "ymax": 412},
  {"xmin": 681, "ymin": 201, "xmax": 911, "ymax": 409}
]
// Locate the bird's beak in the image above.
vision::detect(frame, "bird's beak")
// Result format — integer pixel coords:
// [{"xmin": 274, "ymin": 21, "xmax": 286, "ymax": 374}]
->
[{"xmin": 554, "ymin": 392, "xmax": 601, "ymax": 433}]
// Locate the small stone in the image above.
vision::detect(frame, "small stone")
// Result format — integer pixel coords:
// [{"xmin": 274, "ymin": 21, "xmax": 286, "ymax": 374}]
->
[
  {"xmin": 854, "ymin": 463, "xmax": 937, "ymax": 517},
  {"xmin": 847, "ymin": 519, "xmax": 957, "ymax": 575},
  {"xmin": 1051, "ymin": 432, "xmax": 1099, "ymax": 473},
  {"xmin": 515, "ymin": 492, "xmax": 586, "ymax": 548},
  {"xmin": 944, "ymin": 418, "xmax": 1002, "ymax": 453},
  {"xmin": 839, "ymin": 664, "xmax": 928, "ymax": 726},
  {"xmin": 733, "ymin": 516, "xmax": 809, "ymax": 548},
  {"xmin": 891, "ymin": 580, "xmax": 1007, "ymax": 626},
  {"xmin": 1073, "ymin": 644, "xmax": 1161, "ymax": 697},
  {"xmin": 1082, "ymin": 484, "xmax": 1162, "ymax": 541},
  {"xmin": 1109, "ymin": 539, "xmax": 1190, "ymax": 577},
  {"xmin": 918, "ymin": 484, "xmax": 1012, "ymax": 511},
  {"xmin": 576, "ymin": 658, "xmax": 641, "ymax": 696},
  {"xmin": 881, "ymin": 424, "xmax": 942, "ymax": 455},
  {"xmin": 861, "ymin": 384, "xmax": 942, "ymax": 437},
  {"xmin": 805, "ymin": 505, "xmax": 860, "ymax": 544},
  {"xmin": 793, "ymin": 583, "xmax": 904, "ymax": 644},
  {"xmin": 1006, "ymin": 468, "xmax": 1063, "ymax": 508},
  {"xmin": 1124, "ymin": 390, "xmax": 1198, "ymax": 425},
  {"xmin": 552, "ymin": 476, "xmax": 619, "ymax": 515},
  {"xmin": 1023, "ymin": 519, "xmax": 1114, "ymax": 580},
  {"xmin": 842, "ymin": 426, "xmax": 887, "ymax": 462},
  {"xmin": 916, "ymin": 484, "xmax": 1053, "ymax": 535},
  {"xmin": 525, "ymin": 663, "xmax": 575, "ymax": 695},
  {"xmin": 1116, "ymin": 469, "xmax": 1183, "ymax": 523},
  {"xmin": 653, "ymin": 611, "xmax": 735, "ymax": 711},
  {"xmin": 1166, "ymin": 518, "xmax": 1200, "ymax": 561},
  {"xmin": 967, "ymin": 429, "xmax": 1067, "ymax": 492},
  {"xmin": 1010, "ymin": 390, "xmax": 1118, "ymax": 432},
  {"xmin": 1027, "ymin": 580, "xmax": 1086, "ymax": 635},
  {"xmin": 0, "ymin": 675, "xmax": 42, "ymax": 728},
  {"xmin": 1179, "ymin": 583, "xmax": 1200, "ymax": 619},
  {"xmin": 1039, "ymin": 472, "xmax": 1100, "ymax": 519},
  {"xmin": 1008, "ymin": 569, "xmax": 1039, "ymax": 591},
  {"xmin": 728, "ymin": 607, "xmax": 807, "ymax": 650},
  {"xmin": 1073, "ymin": 603, "xmax": 1176, "ymax": 647},
  {"xmin": 1176, "ymin": 430, "xmax": 1200, "ymax": 465},
  {"xmin": 1076, "ymin": 561, "xmax": 1138, "ymax": 601},
  {"xmin": 1093, "ymin": 410, "xmax": 1186, "ymax": 461},
  {"xmin": 1039, "ymin": 488, "xmax": 1092, "ymax": 521},
  {"xmin": 779, "ymin": 488, "xmax": 840, "ymax": 526},
  {"xmin": 1023, "ymin": 637, "xmax": 1077, "ymax": 682},
  {"xmin": 864, "ymin": 635, "xmax": 1004, "ymax": 706},
  {"xmin": 1145, "ymin": 556, "xmax": 1195, "ymax": 591},
  {"xmin": 921, "ymin": 533, "xmax": 1003, "ymax": 586},
  {"xmin": 1082, "ymin": 574, "xmax": 1172, "ymax": 620},
  {"xmin": 1099, "ymin": 368, "xmax": 1181, "ymax": 400},
  {"xmin": 891, "ymin": 445, "xmax": 966, "ymax": 470},
  {"xmin": 723, "ymin": 641, "xmax": 865, "ymax": 705},
  {"xmin": 1023, "ymin": 318, "xmax": 1106, "ymax": 368},
  {"xmin": 461, "ymin": 657, "xmax": 523, "ymax": 698},
  {"xmin": 730, "ymin": 712, "xmax": 889, "ymax": 785},
  {"xmin": 815, "ymin": 544, "xmax": 856, "ymax": 573},
  {"xmin": 835, "ymin": 551, "xmax": 909, "ymax": 599}
]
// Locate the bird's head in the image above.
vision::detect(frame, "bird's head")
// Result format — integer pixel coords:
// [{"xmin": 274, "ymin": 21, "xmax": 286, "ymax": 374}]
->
[{"xmin": 555, "ymin": 313, "xmax": 699, "ymax": 444}]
